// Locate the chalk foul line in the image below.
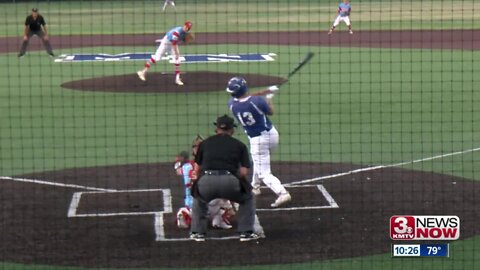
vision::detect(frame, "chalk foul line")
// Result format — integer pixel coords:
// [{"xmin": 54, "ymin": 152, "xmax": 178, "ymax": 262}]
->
[
  {"xmin": 0, "ymin": 176, "xmax": 117, "ymax": 192},
  {"xmin": 287, "ymin": 146, "xmax": 480, "ymax": 186}
]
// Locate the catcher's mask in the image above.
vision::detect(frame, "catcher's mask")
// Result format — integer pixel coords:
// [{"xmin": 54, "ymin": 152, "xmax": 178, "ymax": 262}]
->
[{"xmin": 178, "ymin": 151, "xmax": 189, "ymax": 161}]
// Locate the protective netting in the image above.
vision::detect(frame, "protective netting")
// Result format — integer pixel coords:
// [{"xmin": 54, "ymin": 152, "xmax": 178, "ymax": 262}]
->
[{"xmin": 0, "ymin": 1, "xmax": 479, "ymax": 269}]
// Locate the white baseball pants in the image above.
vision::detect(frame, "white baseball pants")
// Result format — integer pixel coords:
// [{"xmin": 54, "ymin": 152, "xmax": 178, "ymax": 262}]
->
[
  {"xmin": 249, "ymin": 126, "xmax": 288, "ymax": 195},
  {"xmin": 152, "ymin": 36, "xmax": 175, "ymax": 62},
  {"xmin": 333, "ymin": 15, "xmax": 351, "ymax": 27}
]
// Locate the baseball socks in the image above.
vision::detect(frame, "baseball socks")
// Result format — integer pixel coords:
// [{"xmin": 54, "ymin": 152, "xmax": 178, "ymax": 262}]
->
[
  {"xmin": 137, "ymin": 58, "xmax": 156, "ymax": 81},
  {"xmin": 175, "ymin": 63, "xmax": 184, "ymax": 85},
  {"xmin": 137, "ymin": 58, "xmax": 184, "ymax": 85}
]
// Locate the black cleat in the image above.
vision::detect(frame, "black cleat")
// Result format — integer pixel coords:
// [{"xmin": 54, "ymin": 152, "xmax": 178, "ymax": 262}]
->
[
  {"xmin": 239, "ymin": 232, "xmax": 260, "ymax": 242},
  {"xmin": 189, "ymin": 232, "xmax": 206, "ymax": 242}
]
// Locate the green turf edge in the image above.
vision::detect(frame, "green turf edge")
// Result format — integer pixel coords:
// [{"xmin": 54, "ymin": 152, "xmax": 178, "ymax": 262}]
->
[
  {"xmin": 1, "ymin": 45, "xmax": 480, "ymax": 183},
  {"xmin": 1, "ymin": 235, "xmax": 478, "ymax": 270},
  {"xmin": 1, "ymin": 0, "xmax": 480, "ymax": 37}
]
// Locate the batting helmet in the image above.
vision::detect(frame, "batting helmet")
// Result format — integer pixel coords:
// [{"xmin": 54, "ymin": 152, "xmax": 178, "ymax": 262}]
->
[{"xmin": 226, "ymin": 77, "xmax": 248, "ymax": 98}]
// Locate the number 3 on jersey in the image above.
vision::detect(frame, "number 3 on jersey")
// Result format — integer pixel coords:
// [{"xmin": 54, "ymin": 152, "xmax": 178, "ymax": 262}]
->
[{"xmin": 237, "ymin": 112, "xmax": 256, "ymax": 126}]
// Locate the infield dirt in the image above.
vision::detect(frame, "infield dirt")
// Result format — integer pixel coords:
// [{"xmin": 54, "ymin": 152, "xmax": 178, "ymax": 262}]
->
[{"xmin": 0, "ymin": 162, "xmax": 478, "ymax": 268}]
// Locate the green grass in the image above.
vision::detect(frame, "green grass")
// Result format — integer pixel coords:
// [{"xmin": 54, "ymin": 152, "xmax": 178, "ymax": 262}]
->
[
  {"xmin": 1, "ymin": 0, "xmax": 480, "ymax": 37},
  {"xmin": 1, "ymin": 1, "xmax": 480, "ymax": 270},
  {"xmin": 1, "ymin": 235, "xmax": 479, "ymax": 270},
  {"xmin": 1, "ymin": 45, "xmax": 480, "ymax": 180}
]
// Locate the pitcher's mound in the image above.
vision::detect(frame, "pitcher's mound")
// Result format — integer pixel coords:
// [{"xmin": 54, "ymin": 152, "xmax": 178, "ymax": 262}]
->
[{"xmin": 61, "ymin": 71, "xmax": 287, "ymax": 93}]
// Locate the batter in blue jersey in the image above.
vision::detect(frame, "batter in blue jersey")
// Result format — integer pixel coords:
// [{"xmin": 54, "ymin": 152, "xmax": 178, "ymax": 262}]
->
[
  {"xmin": 329, "ymin": 0, "xmax": 353, "ymax": 35},
  {"xmin": 228, "ymin": 96, "xmax": 273, "ymax": 138},
  {"xmin": 226, "ymin": 77, "xmax": 291, "ymax": 208}
]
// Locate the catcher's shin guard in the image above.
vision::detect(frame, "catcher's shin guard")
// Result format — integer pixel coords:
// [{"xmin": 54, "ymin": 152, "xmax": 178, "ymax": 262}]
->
[
  {"xmin": 176, "ymin": 207, "xmax": 192, "ymax": 229},
  {"xmin": 212, "ymin": 209, "xmax": 232, "ymax": 229}
]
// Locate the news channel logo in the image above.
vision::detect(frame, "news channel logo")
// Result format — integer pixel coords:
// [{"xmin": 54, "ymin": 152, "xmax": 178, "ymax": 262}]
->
[{"xmin": 390, "ymin": 215, "xmax": 460, "ymax": 240}]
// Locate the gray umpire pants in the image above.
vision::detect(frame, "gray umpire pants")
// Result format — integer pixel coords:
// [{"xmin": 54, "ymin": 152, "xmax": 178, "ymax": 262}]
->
[
  {"xmin": 190, "ymin": 174, "xmax": 255, "ymax": 234},
  {"xmin": 19, "ymin": 30, "xmax": 54, "ymax": 55}
]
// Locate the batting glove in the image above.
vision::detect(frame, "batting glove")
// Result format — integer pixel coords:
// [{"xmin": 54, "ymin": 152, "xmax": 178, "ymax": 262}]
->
[
  {"xmin": 266, "ymin": 93, "xmax": 275, "ymax": 100},
  {"xmin": 268, "ymin": 85, "xmax": 279, "ymax": 92}
]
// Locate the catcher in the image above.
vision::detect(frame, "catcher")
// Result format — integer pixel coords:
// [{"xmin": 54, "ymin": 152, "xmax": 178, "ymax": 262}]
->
[
  {"xmin": 174, "ymin": 135, "xmax": 235, "ymax": 230},
  {"xmin": 137, "ymin": 21, "xmax": 194, "ymax": 85}
]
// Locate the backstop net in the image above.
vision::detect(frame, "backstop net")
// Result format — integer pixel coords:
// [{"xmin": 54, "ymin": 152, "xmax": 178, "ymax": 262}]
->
[{"xmin": 0, "ymin": 0, "xmax": 478, "ymax": 269}]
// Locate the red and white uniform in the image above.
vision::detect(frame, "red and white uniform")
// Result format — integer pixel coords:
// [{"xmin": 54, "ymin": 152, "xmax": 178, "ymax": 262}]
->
[{"xmin": 175, "ymin": 157, "xmax": 235, "ymax": 230}]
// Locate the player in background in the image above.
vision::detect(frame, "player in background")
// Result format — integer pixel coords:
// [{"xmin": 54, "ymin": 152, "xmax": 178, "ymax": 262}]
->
[
  {"xmin": 174, "ymin": 136, "xmax": 235, "ymax": 229},
  {"xmin": 18, "ymin": 8, "xmax": 54, "ymax": 57},
  {"xmin": 226, "ymin": 77, "xmax": 291, "ymax": 208},
  {"xmin": 328, "ymin": 0, "xmax": 353, "ymax": 35},
  {"xmin": 137, "ymin": 21, "xmax": 192, "ymax": 85},
  {"xmin": 162, "ymin": 0, "xmax": 176, "ymax": 11}
]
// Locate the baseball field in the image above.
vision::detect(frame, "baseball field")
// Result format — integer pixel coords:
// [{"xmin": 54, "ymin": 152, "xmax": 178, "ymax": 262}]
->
[{"xmin": 0, "ymin": 0, "xmax": 479, "ymax": 269}]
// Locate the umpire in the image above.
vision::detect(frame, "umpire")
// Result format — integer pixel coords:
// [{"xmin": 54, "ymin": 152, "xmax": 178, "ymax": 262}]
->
[
  {"xmin": 190, "ymin": 114, "xmax": 259, "ymax": 242},
  {"xmin": 18, "ymin": 8, "xmax": 54, "ymax": 58}
]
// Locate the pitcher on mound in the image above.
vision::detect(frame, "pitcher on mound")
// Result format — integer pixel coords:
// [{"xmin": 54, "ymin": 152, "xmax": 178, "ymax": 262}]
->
[{"xmin": 137, "ymin": 21, "xmax": 192, "ymax": 85}]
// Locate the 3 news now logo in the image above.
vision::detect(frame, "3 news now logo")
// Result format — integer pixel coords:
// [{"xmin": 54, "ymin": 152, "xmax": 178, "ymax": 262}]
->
[{"xmin": 390, "ymin": 216, "xmax": 460, "ymax": 240}]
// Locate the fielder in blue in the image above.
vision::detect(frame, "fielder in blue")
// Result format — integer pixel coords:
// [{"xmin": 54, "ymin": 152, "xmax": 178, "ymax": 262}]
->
[
  {"xmin": 227, "ymin": 77, "xmax": 291, "ymax": 208},
  {"xmin": 328, "ymin": 0, "xmax": 353, "ymax": 35}
]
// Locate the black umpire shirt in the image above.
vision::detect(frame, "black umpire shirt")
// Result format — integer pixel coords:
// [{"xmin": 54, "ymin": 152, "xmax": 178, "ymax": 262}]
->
[
  {"xmin": 25, "ymin": 15, "xmax": 46, "ymax": 32},
  {"xmin": 195, "ymin": 134, "xmax": 250, "ymax": 175}
]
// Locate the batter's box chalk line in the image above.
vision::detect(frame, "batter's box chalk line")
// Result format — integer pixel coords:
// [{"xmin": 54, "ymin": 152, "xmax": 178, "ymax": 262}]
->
[
  {"xmin": 255, "ymin": 184, "xmax": 339, "ymax": 212},
  {"xmin": 67, "ymin": 189, "xmax": 172, "ymax": 218}
]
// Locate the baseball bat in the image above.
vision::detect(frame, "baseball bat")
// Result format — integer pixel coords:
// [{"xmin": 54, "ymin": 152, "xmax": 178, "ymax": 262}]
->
[{"xmin": 279, "ymin": 52, "xmax": 314, "ymax": 86}]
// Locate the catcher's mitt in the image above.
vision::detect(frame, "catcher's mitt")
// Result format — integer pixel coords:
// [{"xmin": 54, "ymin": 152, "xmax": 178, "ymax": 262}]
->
[
  {"xmin": 192, "ymin": 134, "xmax": 204, "ymax": 147},
  {"xmin": 184, "ymin": 32, "xmax": 195, "ymax": 44},
  {"xmin": 191, "ymin": 134, "xmax": 204, "ymax": 159}
]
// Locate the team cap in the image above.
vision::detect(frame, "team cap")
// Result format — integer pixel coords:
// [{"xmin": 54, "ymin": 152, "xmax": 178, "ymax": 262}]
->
[{"xmin": 214, "ymin": 115, "xmax": 237, "ymax": 130}]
